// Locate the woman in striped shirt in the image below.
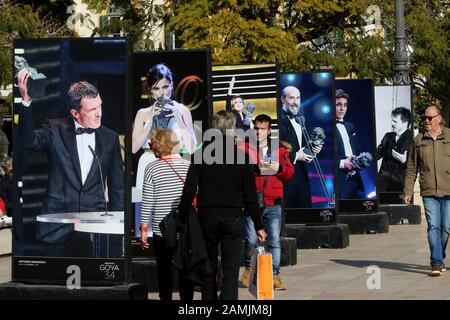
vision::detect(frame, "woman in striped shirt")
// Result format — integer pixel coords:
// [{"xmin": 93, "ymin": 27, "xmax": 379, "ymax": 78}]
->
[{"xmin": 140, "ymin": 128, "xmax": 191, "ymax": 300}]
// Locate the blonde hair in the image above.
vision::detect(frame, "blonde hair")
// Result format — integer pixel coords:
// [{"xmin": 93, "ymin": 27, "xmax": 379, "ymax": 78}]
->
[
  {"xmin": 212, "ymin": 110, "xmax": 236, "ymax": 135},
  {"xmin": 149, "ymin": 128, "xmax": 180, "ymax": 157}
]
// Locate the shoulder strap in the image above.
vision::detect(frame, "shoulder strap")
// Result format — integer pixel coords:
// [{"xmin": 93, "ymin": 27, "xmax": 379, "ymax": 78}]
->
[
  {"xmin": 262, "ymin": 175, "xmax": 269, "ymax": 192},
  {"xmin": 160, "ymin": 159, "xmax": 185, "ymax": 185}
]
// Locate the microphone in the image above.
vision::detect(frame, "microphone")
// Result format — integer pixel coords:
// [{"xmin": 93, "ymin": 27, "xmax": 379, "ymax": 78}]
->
[
  {"xmin": 294, "ymin": 115, "xmax": 305, "ymax": 127},
  {"xmin": 88, "ymin": 145, "xmax": 112, "ymax": 217},
  {"xmin": 294, "ymin": 116, "xmax": 314, "ymax": 156}
]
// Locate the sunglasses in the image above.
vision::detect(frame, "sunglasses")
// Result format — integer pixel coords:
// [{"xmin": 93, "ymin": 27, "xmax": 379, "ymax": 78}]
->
[{"xmin": 422, "ymin": 115, "xmax": 440, "ymax": 122}]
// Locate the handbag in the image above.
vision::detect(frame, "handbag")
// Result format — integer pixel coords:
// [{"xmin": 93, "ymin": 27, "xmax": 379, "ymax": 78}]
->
[{"xmin": 159, "ymin": 208, "xmax": 181, "ymax": 249}]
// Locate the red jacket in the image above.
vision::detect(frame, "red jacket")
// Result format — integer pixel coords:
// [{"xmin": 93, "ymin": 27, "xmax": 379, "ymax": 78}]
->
[{"xmin": 241, "ymin": 142, "xmax": 295, "ymax": 207}]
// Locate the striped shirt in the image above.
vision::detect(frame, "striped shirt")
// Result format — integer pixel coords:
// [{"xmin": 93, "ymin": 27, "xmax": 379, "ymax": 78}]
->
[{"xmin": 141, "ymin": 158, "xmax": 190, "ymax": 236}]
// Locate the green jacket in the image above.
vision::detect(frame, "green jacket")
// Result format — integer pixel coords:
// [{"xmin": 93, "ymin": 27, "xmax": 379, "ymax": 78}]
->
[{"xmin": 404, "ymin": 127, "xmax": 450, "ymax": 197}]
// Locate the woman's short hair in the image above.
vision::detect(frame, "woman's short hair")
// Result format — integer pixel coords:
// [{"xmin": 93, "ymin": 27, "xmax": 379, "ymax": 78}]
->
[
  {"xmin": 212, "ymin": 110, "xmax": 236, "ymax": 135},
  {"xmin": 149, "ymin": 128, "xmax": 180, "ymax": 157}
]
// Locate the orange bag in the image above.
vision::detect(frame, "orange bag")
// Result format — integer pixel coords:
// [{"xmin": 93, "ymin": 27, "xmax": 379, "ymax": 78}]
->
[{"xmin": 248, "ymin": 246, "xmax": 274, "ymax": 300}]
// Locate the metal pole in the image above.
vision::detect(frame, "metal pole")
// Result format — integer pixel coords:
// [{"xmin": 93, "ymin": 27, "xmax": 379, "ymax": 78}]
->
[{"xmin": 394, "ymin": 0, "xmax": 410, "ymax": 85}]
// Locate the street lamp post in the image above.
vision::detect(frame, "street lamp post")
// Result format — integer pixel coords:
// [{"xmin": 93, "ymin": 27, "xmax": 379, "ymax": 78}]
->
[{"xmin": 394, "ymin": 0, "xmax": 410, "ymax": 85}]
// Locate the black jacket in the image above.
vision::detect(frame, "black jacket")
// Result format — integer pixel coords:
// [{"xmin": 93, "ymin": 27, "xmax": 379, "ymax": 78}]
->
[
  {"xmin": 179, "ymin": 137, "xmax": 264, "ymax": 231},
  {"xmin": 173, "ymin": 207, "xmax": 210, "ymax": 285},
  {"xmin": 377, "ymin": 129, "xmax": 413, "ymax": 191}
]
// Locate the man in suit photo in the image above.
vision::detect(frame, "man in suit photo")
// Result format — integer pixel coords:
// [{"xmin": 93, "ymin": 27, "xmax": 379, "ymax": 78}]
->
[
  {"xmin": 335, "ymin": 89, "xmax": 365, "ymax": 199},
  {"xmin": 376, "ymin": 106, "xmax": 413, "ymax": 192},
  {"xmin": 279, "ymin": 86, "xmax": 322, "ymax": 208},
  {"xmin": 17, "ymin": 68, "xmax": 124, "ymax": 257}
]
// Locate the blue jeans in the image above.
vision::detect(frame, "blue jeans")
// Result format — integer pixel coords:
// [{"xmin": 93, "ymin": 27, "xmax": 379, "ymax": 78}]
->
[
  {"xmin": 244, "ymin": 205, "xmax": 281, "ymax": 276},
  {"xmin": 423, "ymin": 196, "xmax": 450, "ymax": 266}
]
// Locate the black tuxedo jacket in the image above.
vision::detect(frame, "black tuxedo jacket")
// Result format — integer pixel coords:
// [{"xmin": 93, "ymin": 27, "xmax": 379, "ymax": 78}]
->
[
  {"xmin": 279, "ymin": 109, "xmax": 311, "ymax": 207},
  {"xmin": 20, "ymin": 105, "xmax": 124, "ymax": 243},
  {"xmin": 336, "ymin": 120, "xmax": 364, "ymax": 197},
  {"xmin": 376, "ymin": 129, "xmax": 413, "ymax": 191},
  {"xmin": 279, "ymin": 110, "xmax": 308, "ymax": 163}
]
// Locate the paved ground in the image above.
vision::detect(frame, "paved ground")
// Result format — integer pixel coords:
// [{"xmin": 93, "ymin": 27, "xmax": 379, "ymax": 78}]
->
[{"xmin": 2, "ymin": 210, "xmax": 450, "ymax": 300}]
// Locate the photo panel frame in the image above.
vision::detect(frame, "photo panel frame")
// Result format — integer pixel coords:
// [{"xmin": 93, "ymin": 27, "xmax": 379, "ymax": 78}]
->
[
  {"xmin": 131, "ymin": 49, "xmax": 211, "ymax": 257},
  {"xmin": 279, "ymin": 71, "xmax": 336, "ymax": 224},
  {"xmin": 335, "ymin": 79, "xmax": 377, "ymax": 213},
  {"xmin": 12, "ymin": 38, "xmax": 130, "ymax": 285},
  {"xmin": 374, "ymin": 85, "xmax": 413, "ymax": 204}
]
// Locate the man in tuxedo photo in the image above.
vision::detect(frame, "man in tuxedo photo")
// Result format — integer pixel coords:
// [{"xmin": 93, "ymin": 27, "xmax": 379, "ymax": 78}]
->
[
  {"xmin": 17, "ymin": 69, "xmax": 124, "ymax": 257},
  {"xmin": 335, "ymin": 89, "xmax": 365, "ymax": 199},
  {"xmin": 279, "ymin": 86, "xmax": 322, "ymax": 208},
  {"xmin": 377, "ymin": 107, "xmax": 412, "ymax": 192}
]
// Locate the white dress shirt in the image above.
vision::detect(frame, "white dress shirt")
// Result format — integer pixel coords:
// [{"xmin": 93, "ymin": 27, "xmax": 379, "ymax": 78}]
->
[
  {"xmin": 74, "ymin": 121, "xmax": 95, "ymax": 185},
  {"xmin": 337, "ymin": 122, "xmax": 354, "ymax": 169},
  {"xmin": 289, "ymin": 117, "xmax": 303, "ymax": 164}
]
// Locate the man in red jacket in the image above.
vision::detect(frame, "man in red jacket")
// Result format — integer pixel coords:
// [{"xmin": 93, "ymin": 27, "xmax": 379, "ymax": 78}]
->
[{"xmin": 240, "ymin": 114, "xmax": 295, "ymax": 290}]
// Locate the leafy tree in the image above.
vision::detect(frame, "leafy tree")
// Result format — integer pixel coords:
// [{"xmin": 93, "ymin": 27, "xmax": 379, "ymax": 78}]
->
[
  {"xmin": 0, "ymin": 0, "xmax": 71, "ymax": 87},
  {"xmin": 82, "ymin": 0, "xmax": 171, "ymax": 51},
  {"xmin": 405, "ymin": 0, "xmax": 449, "ymax": 118},
  {"xmin": 167, "ymin": 0, "xmax": 448, "ymax": 120},
  {"xmin": 167, "ymin": 0, "xmax": 300, "ymax": 64}
]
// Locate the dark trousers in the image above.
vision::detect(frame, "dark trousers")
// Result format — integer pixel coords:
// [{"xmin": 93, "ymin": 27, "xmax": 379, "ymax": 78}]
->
[
  {"xmin": 198, "ymin": 215, "xmax": 244, "ymax": 300},
  {"xmin": 153, "ymin": 234, "xmax": 194, "ymax": 301},
  {"xmin": 284, "ymin": 162, "xmax": 311, "ymax": 208},
  {"xmin": 338, "ymin": 171, "xmax": 364, "ymax": 199}
]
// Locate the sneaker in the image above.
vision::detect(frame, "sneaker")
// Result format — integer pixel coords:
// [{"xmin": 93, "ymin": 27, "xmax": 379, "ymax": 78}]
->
[
  {"xmin": 441, "ymin": 264, "xmax": 446, "ymax": 272},
  {"xmin": 0, "ymin": 216, "xmax": 11, "ymax": 228},
  {"xmin": 273, "ymin": 275, "xmax": 287, "ymax": 290},
  {"xmin": 240, "ymin": 268, "xmax": 250, "ymax": 287},
  {"xmin": 430, "ymin": 265, "xmax": 442, "ymax": 277}
]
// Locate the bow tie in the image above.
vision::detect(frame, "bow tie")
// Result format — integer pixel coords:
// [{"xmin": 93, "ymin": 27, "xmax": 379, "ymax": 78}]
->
[
  {"xmin": 336, "ymin": 119, "xmax": 344, "ymax": 124},
  {"xmin": 75, "ymin": 127, "xmax": 95, "ymax": 135},
  {"xmin": 284, "ymin": 110, "xmax": 294, "ymax": 119}
]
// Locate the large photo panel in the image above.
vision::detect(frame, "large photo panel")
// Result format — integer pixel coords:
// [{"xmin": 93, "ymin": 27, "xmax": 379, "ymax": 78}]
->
[
  {"xmin": 131, "ymin": 49, "xmax": 211, "ymax": 256},
  {"xmin": 335, "ymin": 79, "xmax": 377, "ymax": 212},
  {"xmin": 279, "ymin": 72, "xmax": 336, "ymax": 224},
  {"xmin": 212, "ymin": 64, "xmax": 277, "ymax": 119},
  {"xmin": 374, "ymin": 85, "xmax": 412, "ymax": 204},
  {"xmin": 212, "ymin": 64, "xmax": 278, "ymax": 154},
  {"xmin": 12, "ymin": 38, "xmax": 129, "ymax": 284}
]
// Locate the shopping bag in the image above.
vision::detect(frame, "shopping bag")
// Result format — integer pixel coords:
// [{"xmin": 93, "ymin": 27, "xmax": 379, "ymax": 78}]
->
[{"xmin": 248, "ymin": 246, "xmax": 274, "ymax": 300}]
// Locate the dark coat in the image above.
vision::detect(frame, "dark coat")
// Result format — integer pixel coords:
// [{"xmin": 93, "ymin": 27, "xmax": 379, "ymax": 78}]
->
[
  {"xmin": 377, "ymin": 129, "xmax": 413, "ymax": 192},
  {"xmin": 173, "ymin": 207, "xmax": 210, "ymax": 285}
]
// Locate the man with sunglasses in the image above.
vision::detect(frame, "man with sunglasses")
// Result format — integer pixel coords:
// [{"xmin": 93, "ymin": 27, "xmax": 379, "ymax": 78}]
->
[{"xmin": 404, "ymin": 105, "xmax": 450, "ymax": 277}]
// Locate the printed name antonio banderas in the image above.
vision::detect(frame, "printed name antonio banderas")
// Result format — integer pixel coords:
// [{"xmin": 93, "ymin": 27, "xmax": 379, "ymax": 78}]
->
[{"xmin": 178, "ymin": 304, "xmax": 272, "ymax": 317}]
